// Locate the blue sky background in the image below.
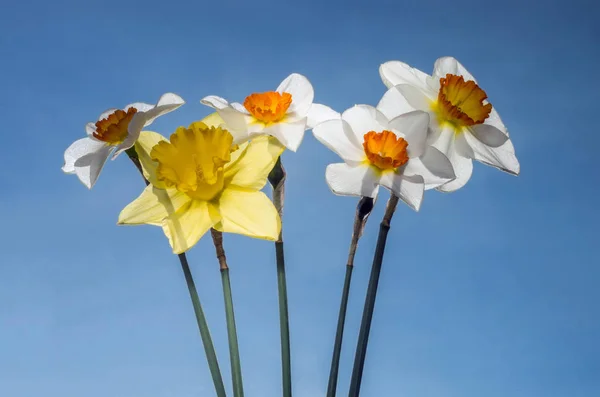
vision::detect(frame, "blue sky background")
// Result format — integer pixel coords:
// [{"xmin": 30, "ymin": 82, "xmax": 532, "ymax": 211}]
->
[{"xmin": 1, "ymin": 0, "xmax": 598, "ymax": 396}]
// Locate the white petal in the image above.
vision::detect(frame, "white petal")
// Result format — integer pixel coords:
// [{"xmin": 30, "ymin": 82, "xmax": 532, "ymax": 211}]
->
[
  {"xmin": 341, "ymin": 105, "xmax": 388, "ymax": 143},
  {"xmin": 379, "ymin": 173, "xmax": 424, "ymax": 211},
  {"xmin": 432, "ymin": 56, "xmax": 477, "ymax": 83},
  {"xmin": 85, "ymin": 122, "xmax": 97, "ymax": 137},
  {"xmin": 393, "ymin": 84, "xmax": 434, "ymax": 111},
  {"xmin": 325, "ymin": 163, "xmax": 380, "ymax": 198},
  {"xmin": 403, "ymin": 146, "xmax": 455, "ymax": 190},
  {"xmin": 112, "ymin": 112, "xmax": 147, "ymax": 159},
  {"xmin": 379, "ymin": 61, "xmax": 432, "ymax": 91},
  {"xmin": 262, "ymin": 118, "xmax": 306, "ymax": 152},
  {"xmin": 63, "ymin": 137, "xmax": 112, "ymax": 189},
  {"xmin": 143, "ymin": 93, "xmax": 185, "ymax": 126},
  {"xmin": 463, "ymin": 130, "xmax": 520, "ymax": 175},
  {"xmin": 312, "ymin": 119, "xmax": 365, "ymax": 163},
  {"xmin": 434, "ymin": 132, "xmax": 474, "ymax": 193},
  {"xmin": 97, "ymin": 108, "xmax": 118, "ymax": 122},
  {"xmin": 377, "ymin": 86, "xmax": 417, "ymax": 120},
  {"xmin": 306, "ymin": 103, "xmax": 340, "ymax": 129},
  {"xmin": 388, "ymin": 110, "xmax": 430, "ymax": 158},
  {"xmin": 469, "ymin": 123, "xmax": 509, "ymax": 148},
  {"xmin": 485, "ymin": 107, "xmax": 509, "ymax": 136},
  {"xmin": 201, "ymin": 95, "xmax": 252, "ymax": 142},
  {"xmin": 125, "ymin": 102, "xmax": 154, "ymax": 113},
  {"xmin": 277, "ymin": 73, "xmax": 314, "ymax": 117}
]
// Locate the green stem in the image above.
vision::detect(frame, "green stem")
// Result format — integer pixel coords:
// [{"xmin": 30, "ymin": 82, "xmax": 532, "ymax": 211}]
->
[
  {"xmin": 212, "ymin": 229, "xmax": 244, "ymax": 397},
  {"xmin": 348, "ymin": 195, "xmax": 399, "ymax": 397},
  {"xmin": 179, "ymin": 254, "xmax": 227, "ymax": 397},
  {"xmin": 268, "ymin": 157, "xmax": 292, "ymax": 397},
  {"xmin": 126, "ymin": 148, "xmax": 227, "ymax": 397},
  {"xmin": 327, "ymin": 197, "xmax": 374, "ymax": 397}
]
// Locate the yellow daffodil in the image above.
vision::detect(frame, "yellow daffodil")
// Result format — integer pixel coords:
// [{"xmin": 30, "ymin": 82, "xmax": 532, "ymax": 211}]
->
[{"xmin": 118, "ymin": 114, "xmax": 284, "ymax": 254}]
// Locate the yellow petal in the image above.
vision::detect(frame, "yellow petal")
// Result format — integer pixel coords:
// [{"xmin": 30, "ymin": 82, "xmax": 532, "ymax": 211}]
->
[
  {"xmin": 134, "ymin": 131, "xmax": 168, "ymax": 189},
  {"xmin": 162, "ymin": 200, "xmax": 221, "ymax": 254},
  {"xmin": 214, "ymin": 187, "xmax": 281, "ymax": 241},
  {"xmin": 224, "ymin": 136, "xmax": 285, "ymax": 190},
  {"xmin": 201, "ymin": 112, "xmax": 225, "ymax": 128},
  {"xmin": 118, "ymin": 185, "xmax": 191, "ymax": 226}
]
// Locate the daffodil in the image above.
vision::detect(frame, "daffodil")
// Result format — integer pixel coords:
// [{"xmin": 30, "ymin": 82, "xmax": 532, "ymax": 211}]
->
[
  {"xmin": 378, "ymin": 56, "xmax": 520, "ymax": 192},
  {"xmin": 62, "ymin": 93, "xmax": 185, "ymax": 188},
  {"xmin": 200, "ymin": 73, "xmax": 337, "ymax": 152},
  {"xmin": 312, "ymin": 105, "xmax": 455, "ymax": 211},
  {"xmin": 118, "ymin": 116, "xmax": 284, "ymax": 254}
]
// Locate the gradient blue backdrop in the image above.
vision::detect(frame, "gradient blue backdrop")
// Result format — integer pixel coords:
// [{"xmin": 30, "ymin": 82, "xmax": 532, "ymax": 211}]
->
[{"xmin": 1, "ymin": 0, "xmax": 598, "ymax": 396}]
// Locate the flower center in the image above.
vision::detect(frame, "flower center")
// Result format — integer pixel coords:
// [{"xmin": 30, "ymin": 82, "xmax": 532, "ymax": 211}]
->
[
  {"xmin": 93, "ymin": 108, "xmax": 138, "ymax": 145},
  {"xmin": 363, "ymin": 130, "xmax": 409, "ymax": 170},
  {"xmin": 150, "ymin": 121, "xmax": 236, "ymax": 201},
  {"xmin": 243, "ymin": 91, "xmax": 292, "ymax": 124},
  {"xmin": 434, "ymin": 74, "xmax": 492, "ymax": 128}
]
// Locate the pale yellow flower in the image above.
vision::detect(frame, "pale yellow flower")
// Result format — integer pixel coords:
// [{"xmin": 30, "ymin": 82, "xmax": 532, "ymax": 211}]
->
[{"xmin": 118, "ymin": 113, "xmax": 284, "ymax": 254}]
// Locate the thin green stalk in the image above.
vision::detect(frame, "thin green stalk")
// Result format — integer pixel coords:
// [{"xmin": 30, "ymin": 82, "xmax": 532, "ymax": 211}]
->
[
  {"xmin": 179, "ymin": 254, "xmax": 228, "ymax": 397},
  {"xmin": 348, "ymin": 195, "xmax": 399, "ymax": 397},
  {"xmin": 268, "ymin": 157, "xmax": 292, "ymax": 397},
  {"xmin": 211, "ymin": 229, "xmax": 244, "ymax": 397},
  {"xmin": 327, "ymin": 197, "xmax": 374, "ymax": 397},
  {"xmin": 126, "ymin": 148, "xmax": 226, "ymax": 397}
]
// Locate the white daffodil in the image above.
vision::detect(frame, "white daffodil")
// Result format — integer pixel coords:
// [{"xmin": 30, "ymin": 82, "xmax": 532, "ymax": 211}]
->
[
  {"xmin": 200, "ymin": 73, "xmax": 337, "ymax": 152},
  {"xmin": 378, "ymin": 56, "xmax": 520, "ymax": 192},
  {"xmin": 62, "ymin": 93, "xmax": 185, "ymax": 189},
  {"xmin": 312, "ymin": 105, "xmax": 455, "ymax": 211}
]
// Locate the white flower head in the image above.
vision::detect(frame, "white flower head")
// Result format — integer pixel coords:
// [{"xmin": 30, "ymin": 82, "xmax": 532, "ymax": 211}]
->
[
  {"xmin": 62, "ymin": 93, "xmax": 185, "ymax": 189},
  {"xmin": 378, "ymin": 56, "xmax": 520, "ymax": 192},
  {"xmin": 200, "ymin": 73, "xmax": 337, "ymax": 152},
  {"xmin": 312, "ymin": 105, "xmax": 455, "ymax": 211}
]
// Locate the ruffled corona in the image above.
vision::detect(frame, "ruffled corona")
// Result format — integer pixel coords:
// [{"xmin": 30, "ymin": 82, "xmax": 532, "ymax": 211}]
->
[
  {"xmin": 93, "ymin": 108, "xmax": 138, "ymax": 144},
  {"xmin": 435, "ymin": 74, "xmax": 492, "ymax": 128},
  {"xmin": 151, "ymin": 122, "xmax": 236, "ymax": 201},
  {"xmin": 363, "ymin": 130, "xmax": 409, "ymax": 170},
  {"xmin": 243, "ymin": 91, "xmax": 292, "ymax": 124}
]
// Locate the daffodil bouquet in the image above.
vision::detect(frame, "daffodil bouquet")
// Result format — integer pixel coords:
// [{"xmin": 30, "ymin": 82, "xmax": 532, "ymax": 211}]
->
[{"xmin": 63, "ymin": 57, "xmax": 519, "ymax": 397}]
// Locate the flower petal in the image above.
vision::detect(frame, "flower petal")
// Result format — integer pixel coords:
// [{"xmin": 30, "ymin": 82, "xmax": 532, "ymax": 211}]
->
[
  {"xmin": 97, "ymin": 108, "xmax": 118, "ymax": 122},
  {"xmin": 306, "ymin": 103, "xmax": 340, "ymax": 129},
  {"xmin": 379, "ymin": 61, "xmax": 432, "ymax": 91},
  {"xmin": 434, "ymin": 131, "xmax": 474, "ymax": 192},
  {"xmin": 277, "ymin": 73, "xmax": 314, "ymax": 117},
  {"xmin": 403, "ymin": 146, "xmax": 455, "ymax": 190},
  {"xmin": 214, "ymin": 188, "xmax": 280, "ymax": 241},
  {"xmin": 341, "ymin": 105, "xmax": 388, "ymax": 143},
  {"xmin": 134, "ymin": 130, "xmax": 168, "ymax": 189},
  {"xmin": 162, "ymin": 200, "xmax": 221, "ymax": 254},
  {"xmin": 201, "ymin": 95, "xmax": 252, "ymax": 143},
  {"xmin": 143, "ymin": 93, "xmax": 185, "ymax": 125},
  {"xmin": 112, "ymin": 112, "xmax": 147, "ymax": 159},
  {"xmin": 85, "ymin": 122, "xmax": 97, "ymax": 137},
  {"xmin": 262, "ymin": 118, "xmax": 306, "ymax": 152},
  {"xmin": 469, "ymin": 123, "xmax": 509, "ymax": 150},
  {"xmin": 63, "ymin": 137, "xmax": 112, "ymax": 189},
  {"xmin": 125, "ymin": 102, "xmax": 154, "ymax": 113},
  {"xmin": 118, "ymin": 186, "xmax": 190, "ymax": 226},
  {"xmin": 463, "ymin": 130, "xmax": 520, "ymax": 175},
  {"xmin": 379, "ymin": 173, "xmax": 424, "ymax": 211},
  {"xmin": 388, "ymin": 110, "xmax": 430, "ymax": 158},
  {"xmin": 432, "ymin": 56, "xmax": 477, "ymax": 83},
  {"xmin": 393, "ymin": 84, "xmax": 434, "ymax": 111},
  {"xmin": 312, "ymin": 119, "xmax": 365, "ymax": 163},
  {"xmin": 325, "ymin": 163, "xmax": 380, "ymax": 198},
  {"xmin": 201, "ymin": 112, "xmax": 226, "ymax": 128},
  {"xmin": 377, "ymin": 86, "xmax": 417, "ymax": 120},
  {"xmin": 225, "ymin": 135, "xmax": 285, "ymax": 190}
]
